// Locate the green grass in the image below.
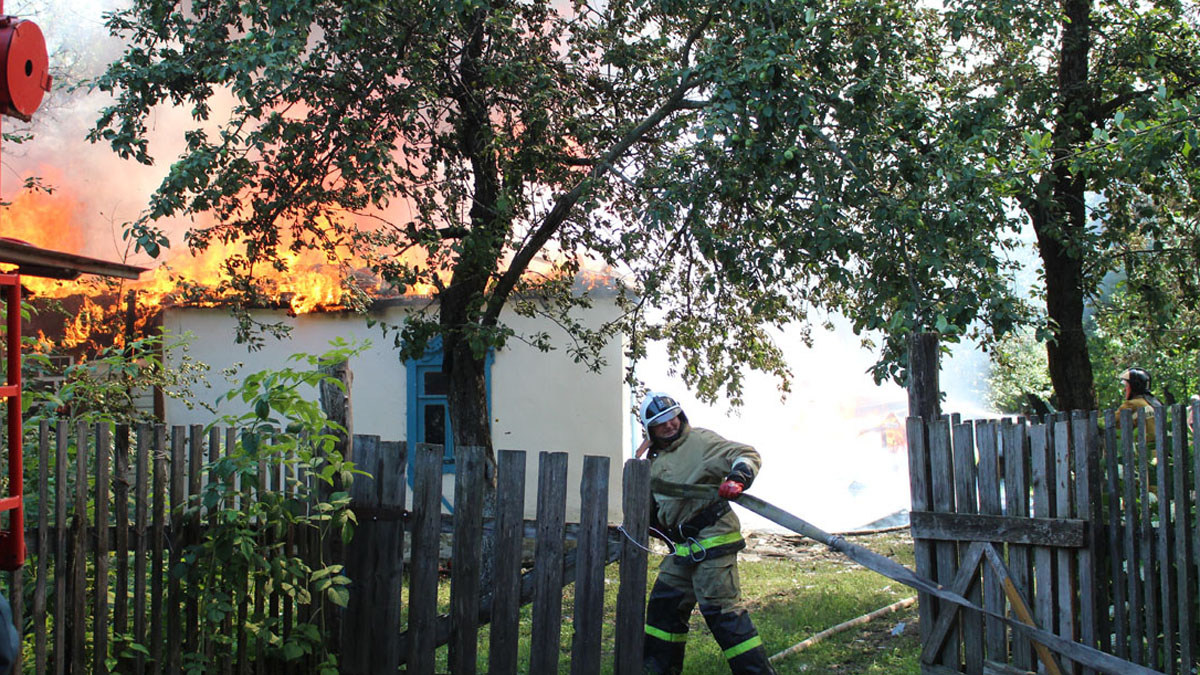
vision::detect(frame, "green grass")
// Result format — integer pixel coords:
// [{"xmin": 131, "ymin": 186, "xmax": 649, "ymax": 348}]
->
[{"xmin": 402, "ymin": 531, "xmax": 922, "ymax": 674}]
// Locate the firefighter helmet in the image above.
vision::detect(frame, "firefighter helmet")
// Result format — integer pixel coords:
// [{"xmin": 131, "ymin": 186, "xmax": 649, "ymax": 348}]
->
[
  {"xmin": 639, "ymin": 392, "xmax": 683, "ymax": 435},
  {"xmin": 1120, "ymin": 367, "xmax": 1152, "ymax": 397}
]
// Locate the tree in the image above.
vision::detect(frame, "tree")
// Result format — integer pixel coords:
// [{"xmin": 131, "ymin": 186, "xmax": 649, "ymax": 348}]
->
[
  {"xmin": 943, "ymin": 0, "xmax": 1200, "ymax": 411},
  {"xmin": 89, "ymin": 0, "xmax": 1031, "ymax": 479}
]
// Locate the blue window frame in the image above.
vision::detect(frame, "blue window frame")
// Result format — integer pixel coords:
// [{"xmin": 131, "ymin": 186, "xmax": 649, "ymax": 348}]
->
[{"xmin": 405, "ymin": 336, "xmax": 493, "ymax": 474}]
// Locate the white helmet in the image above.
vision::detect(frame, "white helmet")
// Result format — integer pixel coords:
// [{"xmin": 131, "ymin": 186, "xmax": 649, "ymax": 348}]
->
[{"xmin": 639, "ymin": 391, "xmax": 683, "ymax": 435}]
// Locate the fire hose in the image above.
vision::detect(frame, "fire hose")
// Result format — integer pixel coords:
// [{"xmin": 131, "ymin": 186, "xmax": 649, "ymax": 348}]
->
[{"xmin": 651, "ymin": 480, "xmax": 1166, "ymax": 675}]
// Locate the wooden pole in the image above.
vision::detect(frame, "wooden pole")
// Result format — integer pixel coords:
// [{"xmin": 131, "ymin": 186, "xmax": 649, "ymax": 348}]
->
[{"xmin": 907, "ymin": 332, "xmax": 941, "ymax": 422}]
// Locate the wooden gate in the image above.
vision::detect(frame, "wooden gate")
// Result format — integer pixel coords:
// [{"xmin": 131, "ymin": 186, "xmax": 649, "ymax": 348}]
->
[{"xmin": 908, "ymin": 405, "xmax": 1198, "ymax": 675}]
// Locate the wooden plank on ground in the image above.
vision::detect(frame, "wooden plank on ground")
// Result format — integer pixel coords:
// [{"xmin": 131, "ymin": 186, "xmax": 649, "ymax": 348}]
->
[
  {"xmin": 570, "ymin": 455, "xmax": 610, "ymax": 675},
  {"xmin": 906, "ymin": 417, "xmax": 936, "ymax": 655},
  {"xmin": 530, "ymin": 452, "xmax": 569, "ymax": 675},
  {"xmin": 489, "ymin": 450, "xmax": 527, "ymax": 675},
  {"xmin": 928, "ymin": 419, "xmax": 960, "ymax": 670},
  {"xmin": 1029, "ymin": 422, "xmax": 1054, "ymax": 666},
  {"xmin": 952, "ymin": 420, "xmax": 983, "ymax": 675},
  {"xmin": 1173, "ymin": 406, "xmax": 1194, "ymax": 672},
  {"xmin": 407, "ymin": 443, "xmax": 444, "ymax": 675},
  {"xmin": 449, "ymin": 446, "xmax": 485, "ymax": 675},
  {"xmin": 1003, "ymin": 418, "xmax": 1033, "ymax": 670},
  {"xmin": 614, "ymin": 458, "xmax": 651, "ymax": 675},
  {"xmin": 974, "ymin": 421, "xmax": 1006, "ymax": 664}
]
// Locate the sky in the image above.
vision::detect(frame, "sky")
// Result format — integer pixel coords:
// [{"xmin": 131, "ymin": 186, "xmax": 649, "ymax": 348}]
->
[{"xmin": 8, "ymin": 0, "xmax": 1016, "ymax": 534}]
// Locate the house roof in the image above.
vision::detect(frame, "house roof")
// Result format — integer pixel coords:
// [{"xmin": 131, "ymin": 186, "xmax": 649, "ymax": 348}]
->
[{"xmin": 0, "ymin": 237, "xmax": 147, "ymax": 280}]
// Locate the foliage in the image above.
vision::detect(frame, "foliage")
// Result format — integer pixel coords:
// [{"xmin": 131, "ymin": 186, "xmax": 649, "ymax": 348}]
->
[
  {"xmin": 985, "ymin": 329, "xmax": 1055, "ymax": 415},
  {"xmin": 935, "ymin": 0, "xmax": 1200, "ymax": 409},
  {"xmin": 23, "ymin": 329, "xmax": 214, "ymax": 425},
  {"xmin": 85, "ymin": 0, "xmax": 1035, "ymax": 458},
  {"xmin": 177, "ymin": 341, "xmax": 365, "ymax": 672}
]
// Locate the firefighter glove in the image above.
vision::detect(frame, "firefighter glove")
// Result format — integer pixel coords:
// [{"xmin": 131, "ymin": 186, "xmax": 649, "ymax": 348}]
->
[{"xmin": 718, "ymin": 479, "xmax": 744, "ymax": 499}]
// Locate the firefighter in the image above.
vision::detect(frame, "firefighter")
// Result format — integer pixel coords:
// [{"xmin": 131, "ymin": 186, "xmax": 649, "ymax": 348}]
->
[
  {"xmin": 639, "ymin": 392, "xmax": 776, "ymax": 675},
  {"xmin": 1117, "ymin": 367, "xmax": 1162, "ymax": 437}
]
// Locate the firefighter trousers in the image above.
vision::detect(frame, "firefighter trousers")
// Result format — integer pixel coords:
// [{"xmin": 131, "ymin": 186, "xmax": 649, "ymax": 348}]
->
[{"xmin": 643, "ymin": 553, "xmax": 775, "ymax": 674}]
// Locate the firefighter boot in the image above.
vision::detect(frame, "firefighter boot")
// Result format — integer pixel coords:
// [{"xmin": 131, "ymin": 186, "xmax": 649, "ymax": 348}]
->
[
  {"xmin": 643, "ymin": 580, "xmax": 693, "ymax": 674},
  {"xmin": 701, "ymin": 604, "xmax": 776, "ymax": 675}
]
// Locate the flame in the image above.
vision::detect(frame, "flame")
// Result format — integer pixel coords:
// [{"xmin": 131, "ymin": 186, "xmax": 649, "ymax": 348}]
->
[{"xmin": 4, "ymin": 183, "xmax": 611, "ymax": 335}]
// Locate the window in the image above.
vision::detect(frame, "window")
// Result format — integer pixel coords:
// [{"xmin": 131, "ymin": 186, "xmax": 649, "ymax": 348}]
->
[{"xmin": 405, "ymin": 336, "xmax": 492, "ymax": 474}]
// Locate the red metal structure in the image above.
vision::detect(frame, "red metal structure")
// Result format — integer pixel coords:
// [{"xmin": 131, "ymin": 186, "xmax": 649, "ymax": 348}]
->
[
  {"xmin": 0, "ymin": 4, "xmax": 147, "ymax": 571},
  {"xmin": 0, "ymin": 0, "xmax": 50, "ymax": 571},
  {"xmin": 0, "ymin": 272, "xmax": 19, "ymax": 569}
]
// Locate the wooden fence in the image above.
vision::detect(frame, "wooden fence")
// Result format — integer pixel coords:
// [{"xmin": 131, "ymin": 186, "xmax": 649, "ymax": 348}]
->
[
  {"xmin": 0, "ymin": 420, "xmax": 653, "ymax": 674},
  {"xmin": 908, "ymin": 404, "xmax": 1199, "ymax": 675}
]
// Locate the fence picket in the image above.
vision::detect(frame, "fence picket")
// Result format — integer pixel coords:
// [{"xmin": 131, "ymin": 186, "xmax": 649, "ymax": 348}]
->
[
  {"xmin": 94, "ymin": 423, "xmax": 111, "ymax": 674},
  {"xmin": 1153, "ymin": 407, "xmax": 1174, "ymax": 674},
  {"xmin": 114, "ymin": 424, "xmax": 130, "ymax": 647},
  {"xmin": 449, "ymin": 446, "xmax": 485, "ymax": 675},
  {"xmin": 570, "ymin": 455, "xmax": 610, "ymax": 675},
  {"xmin": 1174, "ymin": 406, "xmax": 1194, "ymax": 671},
  {"xmin": 1029, "ymin": 422, "xmax": 1055, "ymax": 661},
  {"xmin": 71, "ymin": 421, "xmax": 88, "ymax": 674},
  {"xmin": 186, "ymin": 425, "xmax": 203, "ymax": 660},
  {"xmin": 408, "ymin": 443, "xmax": 444, "ymax": 675},
  {"xmin": 1072, "ymin": 412, "xmax": 1099, "ymax": 675},
  {"xmin": 1053, "ymin": 420, "xmax": 1075, "ymax": 673},
  {"xmin": 53, "ymin": 420, "xmax": 67, "ymax": 675},
  {"xmin": 133, "ymin": 424, "xmax": 150, "ymax": 675},
  {"xmin": 489, "ymin": 449, "xmax": 526, "ymax": 675},
  {"xmin": 614, "ymin": 459, "xmax": 651, "ymax": 675},
  {"xmin": 33, "ymin": 421, "xmax": 49, "ymax": 675},
  {"xmin": 1103, "ymin": 410, "xmax": 1127, "ymax": 660},
  {"xmin": 530, "ymin": 452, "xmax": 569, "ymax": 675},
  {"xmin": 906, "ymin": 417, "xmax": 936, "ymax": 657},
  {"xmin": 928, "ymin": 419, "xmax": 960, "ymax": 669},
  {"xmin": 168, "ymin": 426, "xmax": 185, "ymax": 673},
  {"xmin": 974, "ymin": 421, "xmax": 1006, "ymax": 663},
  {"xmin": 1133, "ymin": 408, "xmax": 1157, "ymax": 669},
  {"xmin": 951, "ymin": 420, "xmax": 983, "ymax": 673},
  {"xmin": 1002, "ymin": 419, "xmax": 1034, "ymax": 670}
]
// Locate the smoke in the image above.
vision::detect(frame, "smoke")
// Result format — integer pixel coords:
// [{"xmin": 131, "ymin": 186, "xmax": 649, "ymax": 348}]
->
[{"xmin": 2, "ymin": 0, "xmax": 202, "ymax": 266}]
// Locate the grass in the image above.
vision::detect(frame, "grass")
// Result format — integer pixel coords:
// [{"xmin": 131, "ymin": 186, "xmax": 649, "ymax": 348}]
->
[{"xmin": 403, "ymin": 530, "xmax": 922, "ymax": 674}]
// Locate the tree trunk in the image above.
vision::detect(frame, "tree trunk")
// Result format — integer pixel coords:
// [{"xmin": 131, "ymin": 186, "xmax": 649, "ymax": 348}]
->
[{"xmin": 1028, "ymin": 0, "xmax": 1098, "ymax": 413}]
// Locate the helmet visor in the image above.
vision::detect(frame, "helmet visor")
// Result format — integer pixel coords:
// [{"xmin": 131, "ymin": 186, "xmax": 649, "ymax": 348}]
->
[{"xmin": 644, "ymin": 395, "xmax": 681, "ymax": 427}]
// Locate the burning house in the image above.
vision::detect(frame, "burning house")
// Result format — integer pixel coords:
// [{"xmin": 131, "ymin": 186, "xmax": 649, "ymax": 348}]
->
[{"xmin": 7, "ymin": 188, "xmax": 632, "ymax": 521}]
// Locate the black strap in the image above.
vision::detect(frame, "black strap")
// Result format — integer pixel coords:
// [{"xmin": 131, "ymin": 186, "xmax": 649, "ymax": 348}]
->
[{"xmin": 673, "ymin": 500, "xmax": 732, "ymax": 542}]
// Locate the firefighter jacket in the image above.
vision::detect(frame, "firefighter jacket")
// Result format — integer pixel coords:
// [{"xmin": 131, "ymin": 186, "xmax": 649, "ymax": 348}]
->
[
  {"xmin": 1117, "ymin": 394, "xmax": 1162, "ymax": 439},
  {"xmin": 648, "ymin": 425, "xmax": 762, "ymax": 561}
]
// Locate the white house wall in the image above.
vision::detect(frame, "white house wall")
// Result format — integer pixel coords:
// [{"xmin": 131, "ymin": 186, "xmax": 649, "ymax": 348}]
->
[{"xmin": 160, "ymin": 299, "xmax": 629, "ymax": 522}]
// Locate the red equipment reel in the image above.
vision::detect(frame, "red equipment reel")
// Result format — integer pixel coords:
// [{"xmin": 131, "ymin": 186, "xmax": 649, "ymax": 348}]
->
[
  {"xmin": 0, "ymin": 14, "xmax": 50, "ymax": 121},
  {"xmin": 0, "ymin": 9, "xmax": 46, "ymax": 570}
]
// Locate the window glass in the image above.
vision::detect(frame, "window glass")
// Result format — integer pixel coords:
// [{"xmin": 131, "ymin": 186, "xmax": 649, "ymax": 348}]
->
[
  {"xmin": 423, "ymin": 370, "xmax": 447, "ymax": 396},
  {"xmin": 423, "ymin": 403, "xmax": 446, "ymax": 445}
]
